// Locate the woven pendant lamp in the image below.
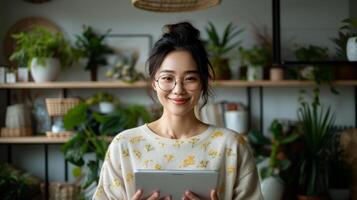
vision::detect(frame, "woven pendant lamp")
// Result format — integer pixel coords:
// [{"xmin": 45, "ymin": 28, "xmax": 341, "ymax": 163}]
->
[{"xmin": 132, "ymin": 0, "xmax": 221, "ymax": 12}]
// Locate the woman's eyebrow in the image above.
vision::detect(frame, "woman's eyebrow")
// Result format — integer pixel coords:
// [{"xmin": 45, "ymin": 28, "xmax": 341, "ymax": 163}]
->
[{"xmin": 159, "ymin": 70, "xmax": 199, "ymax": 74}]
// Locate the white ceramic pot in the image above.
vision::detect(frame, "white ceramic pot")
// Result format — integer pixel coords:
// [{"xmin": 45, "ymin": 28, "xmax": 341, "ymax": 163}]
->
[
  {"xmin": 247, "ymin": 66, "xmax": 263, "ymax": 81},
  {"xmin": 5, "ymin": 104, "xmax": 32, "ymax": 128},
  {"xmin": 224, "ymin": 110, "xmax": 248, "ymax": 133},
  {"xmin": 261, "ymin": 176, "xmax": 284, "ymax": 200},
  {"xmin": 99, "ymin": 102, "xmax": 116, "ymax": 114},
  {"xmin": 347, "ymin": 36, "xmax": 357, "ymax": 61},
  {"xmin": 30, "ymin": 57, "xmax": 61, "ymax": 82}
]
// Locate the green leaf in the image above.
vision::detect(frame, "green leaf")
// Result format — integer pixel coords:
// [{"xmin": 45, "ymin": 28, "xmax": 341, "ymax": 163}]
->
[
  {"xmin": 280, "ymin": 134, "xmax": 299, "ymax": 144},
  {"xmin": 248, "ymin": 130, "xmax": 271, "ymax": 145},
  {"xmin": 63, "ymin": 103, "xmax": 88, "ymax": 130},
  {"xmin": 72, "ymin": 167, "xmax": 82, "ymax": 178}
]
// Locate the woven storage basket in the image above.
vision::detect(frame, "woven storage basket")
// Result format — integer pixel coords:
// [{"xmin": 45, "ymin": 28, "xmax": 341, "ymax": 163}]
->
[
  {"xmin": 41, "ymin": 181, "xmax": 80, "ymax": 200},
  {"xmin": 1, "ymin": 127, "xmax": 32, "ymax": 137},
  {"xmin": 46, "ymin": 131, "xmax": 74, "ymax": 138},
  {"xmin": 45, "ymin": 98, "xmax": 80, "ymax": 117},
  {"xmin": 132, "ymin": 0, "xmax": 220, "ymax": 12}
]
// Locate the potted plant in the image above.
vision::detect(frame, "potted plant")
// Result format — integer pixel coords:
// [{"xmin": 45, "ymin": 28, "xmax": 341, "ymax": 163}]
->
[
  {"xmin": 10, "ymin": 27, "xmax": 79, "ymax": 82},
  {"xmin": 0, "ymin": 163, "xmax": 41, "ymax": 199},
  {"xmin": 205, "ymin": 21, "xmax": 243, "ymax": 80},
  {"xmin": 238, "ymin": 45, "xmax": 270, "ymax": 81},
  {"xmin": 294, "ymin": 45, "xmax": 338, "ymax": 94},
  {"xmin": 106, "ymin": 51, "xmax": 145, "ymax": 83},
  {"xmin": 75, "ymin": 26, "xmax": 113, "ymax": 81},
  {"xmin": 296, "ymin": 89, "xmax": 335, "ymax": 200},
  {"xmin": 62, "ymin": 101, "xmax": 152, "ymax": 197},
  {"xmin": 86, "ymin": 92, "xmax": 120, "ymax": 114},
  {"xmin": 249, "ymin": 120, "xmax": 299, "ymax": 200},
  {"xmin": 327, "ymin": 132, "xmax": 352, "ymax": 200},
  {"xmin": 339, "ymin": 17, "xmax": 357, "ymax": 61}
]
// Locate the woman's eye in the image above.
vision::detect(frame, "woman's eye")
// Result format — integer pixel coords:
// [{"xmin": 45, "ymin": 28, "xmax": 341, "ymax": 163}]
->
[
  {"xmin": 161, "ymin": 76, "xmax": 174, "ymax": 81},
  {"xmin": 185, "ymin": 76, "xmax": 198, "ymax": 82}
]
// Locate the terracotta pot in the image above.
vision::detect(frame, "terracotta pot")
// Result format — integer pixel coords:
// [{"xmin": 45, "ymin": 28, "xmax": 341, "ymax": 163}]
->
[{"xmin": 270, "ymin": 68, "xmax": 284, "ymax": 81}]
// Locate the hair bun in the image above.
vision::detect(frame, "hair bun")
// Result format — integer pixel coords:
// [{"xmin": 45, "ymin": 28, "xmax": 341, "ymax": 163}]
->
[{"xmin": 163, "ymin": 22, "xmax": 200, "ymax": 43}]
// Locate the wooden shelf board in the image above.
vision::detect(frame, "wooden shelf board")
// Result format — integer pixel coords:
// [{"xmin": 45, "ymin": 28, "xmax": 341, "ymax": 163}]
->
[
  {"xmin": 0, "ymin": 136, "xmax": 113, "ymax": 144},
  {"xmin": 0, "ymin": 80, "xmax": 356, "ymax": 89},
  {"xmin": 0, "ymin": 81, "xmax": 148, "ymax": 89}
]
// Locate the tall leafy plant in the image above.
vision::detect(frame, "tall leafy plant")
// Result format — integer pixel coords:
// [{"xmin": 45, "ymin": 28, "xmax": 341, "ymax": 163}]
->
[
  {"xmin": 297, "ymin": 89, "xmax": 335, "ymax": 197},
  {"xmin": 76, "ymin": 26, "xmax": 113, "ymax": 81},
  {"xmin": 204, "ymin": 21, "xmax": 244, "ymax": 79},
  {"xmin": 62, "ymin": 101, "xmax": 152, "ymax": 189},
  {"xmin": 331, "ymin": 17, "xmax": 357, "ymax": 60},
  {"xmin": 249, "ymin": 120, "xmax": 298, "ymax": 180},
  {"xmin": 205, "ymin": 21, "xmax": 243, "ymax": 58}
]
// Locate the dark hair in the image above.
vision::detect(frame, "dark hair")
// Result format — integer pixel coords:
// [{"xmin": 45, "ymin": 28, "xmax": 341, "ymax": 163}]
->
[{"xmin": 147, "ymin": 21, "xmax": 214, "ymax": 109}]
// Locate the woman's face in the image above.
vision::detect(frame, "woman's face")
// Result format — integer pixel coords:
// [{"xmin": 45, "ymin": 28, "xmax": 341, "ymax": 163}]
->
[{"xmin": 153, "ymin": 50, "xmax": 202, "ymax": 117}]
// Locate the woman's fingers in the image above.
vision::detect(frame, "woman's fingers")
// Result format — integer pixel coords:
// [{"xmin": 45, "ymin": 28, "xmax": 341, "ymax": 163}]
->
[
  {"xmin": 159, "ymin": 196, "xmax": 172, "ymax": 200},
  {"xmin": 210, "ymin": 189, "xmax": 218, "ymax": 200},
  {"xmin": 132, "ymin": 189, "xmax": 143, "ymax": 200},
  {"xmin": 184, "ymin": 191, "xmax": 200, "ymax": 200},
  {"xmin": 147, "ymin": 191, "xmax": 160, "ymax": 200}
]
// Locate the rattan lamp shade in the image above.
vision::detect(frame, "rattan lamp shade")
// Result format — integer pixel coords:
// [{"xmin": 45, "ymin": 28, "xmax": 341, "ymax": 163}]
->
[{"xmin": 132, "ymin": 0, "xmax": 221, "ymax": 12}]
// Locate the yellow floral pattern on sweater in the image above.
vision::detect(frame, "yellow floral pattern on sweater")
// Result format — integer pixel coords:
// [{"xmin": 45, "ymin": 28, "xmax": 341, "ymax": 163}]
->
[{"xmin": 93, "ymin": 125, "xmax": 263, "ymax": 200}]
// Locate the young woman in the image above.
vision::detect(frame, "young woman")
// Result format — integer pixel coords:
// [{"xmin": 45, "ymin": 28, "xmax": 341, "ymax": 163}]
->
[{"xmin": 94, "ymin": 22, "xmax": 262, "ymax": 200}]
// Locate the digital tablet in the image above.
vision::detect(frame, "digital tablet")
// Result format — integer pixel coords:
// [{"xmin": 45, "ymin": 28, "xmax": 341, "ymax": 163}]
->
[{"xmin": 134, "ymin": 169, "xmax": 219, "ymax": 200}]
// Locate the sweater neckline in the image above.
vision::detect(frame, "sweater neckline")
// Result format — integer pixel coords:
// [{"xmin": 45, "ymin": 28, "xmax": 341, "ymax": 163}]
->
[{"xmin": 141, "ymin": 123, "xmax": 214, "ymax": 142}]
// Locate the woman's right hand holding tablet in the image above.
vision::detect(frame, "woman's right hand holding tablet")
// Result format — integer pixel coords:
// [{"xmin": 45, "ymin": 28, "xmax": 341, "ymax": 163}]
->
[{"xmin": 132, "ymin": 189, "xmax": 172, "ymax": 200}]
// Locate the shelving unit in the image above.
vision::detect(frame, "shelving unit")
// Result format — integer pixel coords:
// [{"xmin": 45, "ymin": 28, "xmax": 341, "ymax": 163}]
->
[
  {"xmin": 0, "ymin": 136, "xmax": 113, "ymax": 144},
  {"xmin": 1, "ymin": 80, "xmax": 357, "ymax": 89}
]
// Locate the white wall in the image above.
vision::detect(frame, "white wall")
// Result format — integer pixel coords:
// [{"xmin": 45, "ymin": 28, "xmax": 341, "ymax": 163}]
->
[{"xmin": 0, "ymin": 0, "xmax": 355, "ymax": 184}]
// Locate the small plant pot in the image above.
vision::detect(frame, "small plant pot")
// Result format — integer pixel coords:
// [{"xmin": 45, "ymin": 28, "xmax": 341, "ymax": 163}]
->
[
  {"xmin": 30, "ymin": 57, "xmax": 61, "ymax": 82},
  {"xmin": 346, "ymin": 36, "xmax": 357, "ymax": 61},
  {"xmin": 210, "ymin": 57, "xmax": 231, "ymax": 80},
  {"xmin": 270, "ymin": 68, "xmax": 284, "ymax": 81},
  {"xmin": 99, "ymin": 102, "xmax": 115, "ymax": 114},
  {"xmin": 261, "ymin": 176, "xmax": 284, "ymax": 200},
  {"xmin": 224, "ymin": 110, "xmax": 248, "ymax": 133},
  {"xmin": 247, "ymin": 66, "xmax": 263, "ymax": 81}
]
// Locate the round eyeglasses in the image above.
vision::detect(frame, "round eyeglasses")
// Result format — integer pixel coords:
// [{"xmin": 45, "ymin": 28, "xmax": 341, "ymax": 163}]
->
[{"xmin": 155, "ymin": 74, "xmax": 201, "ymax": 92}]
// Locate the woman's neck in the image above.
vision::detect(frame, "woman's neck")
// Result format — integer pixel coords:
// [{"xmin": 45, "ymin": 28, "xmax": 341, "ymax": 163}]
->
[{"xmin": 150, "ymin": 111, "xmax": 207, "ymax": 139}]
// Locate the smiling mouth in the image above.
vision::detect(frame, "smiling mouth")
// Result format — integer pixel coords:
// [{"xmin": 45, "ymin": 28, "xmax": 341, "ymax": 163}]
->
[{"xmin": 168, "ymin": 98, "xmax": 189, "ymax": 105}]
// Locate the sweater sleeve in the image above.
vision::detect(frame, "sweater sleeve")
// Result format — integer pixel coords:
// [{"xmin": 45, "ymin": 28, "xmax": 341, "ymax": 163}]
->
[
  {"xmin": 232, "ymin": 138, "xmax": 263, "ymax": 200},
  {"xmin": 93, "ymin": 142, "xmax": 126, "ymax": 200}
]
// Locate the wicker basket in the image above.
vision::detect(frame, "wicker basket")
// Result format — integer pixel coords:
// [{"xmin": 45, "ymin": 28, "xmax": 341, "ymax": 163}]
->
[
  {"xmin": 41, "ymin": 181, "xmax": 80, "ymax": 200},
  {"xmin": 132, "ymin": 0, "xmax": 220, "ymax": 12},
  {"xmin": 45, "ymin": 98, "xmax": 80, "ymax": 117},
  {"xmin": 46, "ymin": 131, "xmax": 74, "ymax": 138},
  {"xmin": 1, "ymin": 127, "xmax": 33, "ymax": 137}
]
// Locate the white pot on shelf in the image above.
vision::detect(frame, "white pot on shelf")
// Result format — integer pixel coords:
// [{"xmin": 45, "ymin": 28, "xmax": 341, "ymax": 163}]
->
[
  {"xmin": 30, "ymin": 57, "xmax": 61, "ymax": 82},
  {"xmin": 261, "ymin": 176, "xmax": 284, "ymax": 200},
  {"xmin": 99, "ymin": 102, "xmax": 116, "ymax": 114},
  {"xmin": 347, "ymin": 36, "xmax": 357, "ymax": 61},
  {"xmin": 247, "ymin": 65, "xmax": 263, "ymax": 81}
]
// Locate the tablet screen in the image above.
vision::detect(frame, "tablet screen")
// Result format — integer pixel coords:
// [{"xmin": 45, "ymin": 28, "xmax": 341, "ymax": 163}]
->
[{"xmin": 134, "ymin": 169, "xmax": 219, "ymax": 200}]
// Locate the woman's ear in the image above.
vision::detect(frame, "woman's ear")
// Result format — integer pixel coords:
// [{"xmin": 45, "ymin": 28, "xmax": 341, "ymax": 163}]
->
[{"xmin": 152, "ymin": 80, "xmax": 157, "ymax": 91}]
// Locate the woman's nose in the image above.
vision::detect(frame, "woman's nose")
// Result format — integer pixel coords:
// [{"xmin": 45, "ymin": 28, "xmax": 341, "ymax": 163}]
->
[{"xmin": 172, "ymin": 80, "xmax": 185, "ymax": 94}]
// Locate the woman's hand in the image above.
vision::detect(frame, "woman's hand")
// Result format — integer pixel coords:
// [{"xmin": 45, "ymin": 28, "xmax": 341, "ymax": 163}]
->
[
  {"xmin": 183, "ymin": 190, "xmax": 218, "ymax": 200},
  {"xmin": 132, "ymin": 189, "xmax": 172, "ymax": 200}
]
